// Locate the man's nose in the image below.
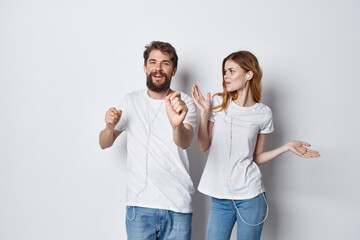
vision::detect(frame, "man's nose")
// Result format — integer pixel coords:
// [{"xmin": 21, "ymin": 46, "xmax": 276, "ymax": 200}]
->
[{"xmin": 155, "ymin": 63, "xmax": 161, "ymax": 70}]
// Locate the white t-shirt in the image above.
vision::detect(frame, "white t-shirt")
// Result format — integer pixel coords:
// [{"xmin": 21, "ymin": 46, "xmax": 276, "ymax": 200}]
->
[
  {"xmin": 115, "ymin": 89, "xmax": 197, "ymax": 213},
  {"xmin": 198, "ymin": 95, "xmax": 274, "ymax": 200}
]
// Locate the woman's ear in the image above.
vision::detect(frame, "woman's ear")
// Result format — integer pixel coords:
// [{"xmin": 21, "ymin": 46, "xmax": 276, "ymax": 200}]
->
[{"xmin": 247, "ymin": 71, "xmax": 254, "ymax": 80}]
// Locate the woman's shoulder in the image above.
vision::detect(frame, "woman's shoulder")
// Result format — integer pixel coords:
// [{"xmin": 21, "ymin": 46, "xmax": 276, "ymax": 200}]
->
[{"xmin": 256, "ymin": 102, "xmax": 272, "ymax": 114}]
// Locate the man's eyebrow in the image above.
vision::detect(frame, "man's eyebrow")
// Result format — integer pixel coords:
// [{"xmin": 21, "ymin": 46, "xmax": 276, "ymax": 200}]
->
[{"xmin": 147, "ymin": 59, "xmax": 171, "ymax": 64}]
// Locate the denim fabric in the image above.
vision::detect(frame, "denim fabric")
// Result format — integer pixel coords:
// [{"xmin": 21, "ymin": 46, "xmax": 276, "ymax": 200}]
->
[
  {"xmin": 206, "ymin": 193, "xmax": 267, "ymax": 240},
  {"xmin": 126, "ymin": 206, "xmax": 192, "ymax": 240}
]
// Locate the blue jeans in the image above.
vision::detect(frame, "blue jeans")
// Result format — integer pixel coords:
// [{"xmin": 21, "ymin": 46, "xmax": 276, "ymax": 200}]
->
[
  {"xmin": 126, "ymin": 206, "xmax": 192, "ymax": 240},
  {"xmin": 206, "ymin": 193, "xmax": 267, "ymax": 240}
]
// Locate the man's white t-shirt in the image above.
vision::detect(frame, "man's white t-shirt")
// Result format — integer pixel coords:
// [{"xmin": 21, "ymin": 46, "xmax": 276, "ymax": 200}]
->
[
  {"xmin": 198, "ymin": 95, "xmax": 274, "ymax": 200},
  {"xmin": 115, "ymin": 89, "xmax": 196, "ymax": 213}
]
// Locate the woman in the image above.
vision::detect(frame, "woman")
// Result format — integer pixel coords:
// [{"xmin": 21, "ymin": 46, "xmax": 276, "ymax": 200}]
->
[{"xmin": 192, "ymin": 51, "xmax": 320, "ymax": 240}]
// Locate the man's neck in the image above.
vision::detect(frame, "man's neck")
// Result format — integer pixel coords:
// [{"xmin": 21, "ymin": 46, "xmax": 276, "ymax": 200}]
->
[{"xmin": 147, "ymin": 88, "xmax": 172, "ymax": 100}]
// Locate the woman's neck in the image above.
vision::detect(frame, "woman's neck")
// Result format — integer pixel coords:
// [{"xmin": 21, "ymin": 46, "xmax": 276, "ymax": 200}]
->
[{"xmin": 233, "ymin": 85, "xmax": 256, "ymax": 107}]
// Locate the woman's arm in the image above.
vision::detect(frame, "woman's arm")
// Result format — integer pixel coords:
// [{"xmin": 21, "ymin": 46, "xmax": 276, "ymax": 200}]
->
[
  {"xmin": 253, "ymin": 134, "xmax": 320, "ymax": 165},
  {"xmin": 197, "ymin": 118, "xmax": 214, "ymax": 152},
  {"xmin": 192, "ymin": 84, "xmax": 213, "ymax": 152}
]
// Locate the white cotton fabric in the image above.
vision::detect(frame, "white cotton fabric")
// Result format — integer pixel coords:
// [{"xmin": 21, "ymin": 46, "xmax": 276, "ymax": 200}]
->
[
  {"xmin": 198, "ymin": 95, "xmax": 274, "ymax": 200},
  {"xmin": 115, "ymin": 89, "xmax": 197, "ymax": 213}
]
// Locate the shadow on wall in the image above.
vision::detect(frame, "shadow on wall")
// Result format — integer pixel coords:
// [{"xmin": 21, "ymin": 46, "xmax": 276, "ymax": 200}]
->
[
  {"xmin": 176, "ymin": 68, "xmax": 210, "ymax": 240},
  {"xmin": 188, "ymin": 142, "xmax": 209, "ymax": 240},
  {"xmin": 173, "ymin": 70, "xmax": 192, "ymax": 96},
  {"xmin": 260, "ymin": 83, "xmax": 286, "ymax": 240}
]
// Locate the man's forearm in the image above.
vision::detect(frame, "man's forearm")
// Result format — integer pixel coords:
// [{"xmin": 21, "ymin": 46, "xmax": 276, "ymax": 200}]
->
[
  {"xmin": 172, "ymin": 123, "xmax": 193, "ymax": 149},
  {"xmin": 99, "ymin": 127, "xmax": 117, "ymax": 149}
]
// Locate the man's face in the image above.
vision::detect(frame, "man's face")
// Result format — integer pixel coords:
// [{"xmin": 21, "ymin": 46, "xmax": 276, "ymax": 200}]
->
[{"xmin": 144, "ymin": 50, "xmax": 177, "ymax": 92}]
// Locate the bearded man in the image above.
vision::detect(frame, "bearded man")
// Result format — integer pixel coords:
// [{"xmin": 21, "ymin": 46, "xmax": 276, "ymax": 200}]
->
[{"xmin": 99, "ymin": 41, "xmax": 196, "ymax": 240}]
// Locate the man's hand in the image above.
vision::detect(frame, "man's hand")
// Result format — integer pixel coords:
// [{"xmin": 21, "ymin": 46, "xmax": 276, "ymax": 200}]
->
[
  {"xmin": 165, "ymin": 91, "xmax": 188, "ymax": 128},
  {"xmin": 99, "ymin": 107, "xmax": 123, "ymax": 149},
  {"xmin": 105, "ymin": 107, "xmax": 122, "ymax": 130}
]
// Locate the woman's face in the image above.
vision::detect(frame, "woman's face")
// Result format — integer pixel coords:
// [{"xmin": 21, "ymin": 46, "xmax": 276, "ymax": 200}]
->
[{"xmin": 223, "ymin": 60, "xmax": 248, "ymax": 92}]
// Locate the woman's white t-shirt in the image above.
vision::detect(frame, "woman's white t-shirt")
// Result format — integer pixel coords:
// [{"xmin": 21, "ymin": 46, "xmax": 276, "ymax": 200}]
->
[{"xmin": 198, "ymin": 95, "xmax": 274, "ymax": 200}]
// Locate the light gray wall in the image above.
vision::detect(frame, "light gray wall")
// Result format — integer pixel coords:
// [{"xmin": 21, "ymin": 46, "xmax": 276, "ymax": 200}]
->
[{"xmin": 1, "ymin": 0, "xmax": 359, "ymax": 239}]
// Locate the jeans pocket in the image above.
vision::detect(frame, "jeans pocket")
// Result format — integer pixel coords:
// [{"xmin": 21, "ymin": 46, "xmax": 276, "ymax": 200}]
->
[{"xmin": 126, "ymin": 206, "xmax": 136, "ymax": 221}]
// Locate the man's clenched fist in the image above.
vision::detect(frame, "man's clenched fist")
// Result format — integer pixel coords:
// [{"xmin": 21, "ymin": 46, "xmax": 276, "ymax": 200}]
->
[
  {"xmin": 105, "ymin": 107, "xmax": 122, "ymax": 130},
  {"xmin": 165, "ymin": 91, "xmax": 188, "ymax": 128}
]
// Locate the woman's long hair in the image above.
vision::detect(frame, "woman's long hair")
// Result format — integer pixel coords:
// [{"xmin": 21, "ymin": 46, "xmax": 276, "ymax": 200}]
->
[{"xmin": 213, "ymin": 51, "xmax": 263, "ymax": 113}]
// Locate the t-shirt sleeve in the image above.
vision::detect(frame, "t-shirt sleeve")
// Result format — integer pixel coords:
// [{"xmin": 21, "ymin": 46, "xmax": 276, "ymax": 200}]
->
[
  {"xmin": 114, "ymin": 95, "xmax": 127, "ymax": 132},
  {"xmin": 260, "ymin": 109, "xmax": 274, "ymax": 134},
  {"xmin": 183, "ymin": 94, "xmax": 197, "ymax": 130}
]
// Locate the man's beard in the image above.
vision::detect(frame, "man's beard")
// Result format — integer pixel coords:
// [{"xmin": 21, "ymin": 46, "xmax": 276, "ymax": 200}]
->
[{"xmin": 146, "ymin": 71, "xmax": 172, "ymax": 92}]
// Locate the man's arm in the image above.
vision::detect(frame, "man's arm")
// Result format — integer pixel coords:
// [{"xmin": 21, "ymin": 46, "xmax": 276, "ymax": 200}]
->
[
  {"xmin": 99, "ymin": 107, "xmax": 123, "ymax": 149},
  {"xmin": 172, "ymin": 123, "xmax": 193, "ymax": 149},
  {"xmin": 165, "ymin": 91, "xmax": 194, "ymax": 149}
]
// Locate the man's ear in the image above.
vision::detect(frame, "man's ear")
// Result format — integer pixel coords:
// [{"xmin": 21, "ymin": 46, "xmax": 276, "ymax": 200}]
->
[
  {"xmin": 172, "ymin": 67, "xmax": 177, "ymax": 76},
  {"xmin": 144, "ymin": 64, "xmax": 147, "ymax": 74}
]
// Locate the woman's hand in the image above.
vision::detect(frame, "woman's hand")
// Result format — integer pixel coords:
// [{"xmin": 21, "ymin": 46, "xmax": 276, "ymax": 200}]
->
[
  {"xmin": 286, "ymin": 141, "xmax": 320, "ymax": 158},
  {"xmin": 192, "ymin": 84, "xmax": 211, "ymax": 117}
]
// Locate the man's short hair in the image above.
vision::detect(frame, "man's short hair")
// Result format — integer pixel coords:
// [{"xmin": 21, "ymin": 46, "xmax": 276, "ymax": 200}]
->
[{"xmin": 143, "ymin": 41, "xmax": 178, "ymax": 68}]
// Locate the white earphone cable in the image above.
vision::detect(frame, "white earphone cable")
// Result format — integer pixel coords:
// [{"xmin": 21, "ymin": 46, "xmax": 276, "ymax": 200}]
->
[
  {"xmin": 226, "ymin": 104, "xmax": 269, "ymax": 227},
  {"xmin": 135, "ymin": 89, "xmax": 170, "ymax": 198}
]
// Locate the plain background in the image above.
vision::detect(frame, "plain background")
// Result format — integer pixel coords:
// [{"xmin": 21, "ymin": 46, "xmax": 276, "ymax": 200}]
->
[{"xmin": 1, "ymin": 0, "xmax": 359, "ymax": 239}]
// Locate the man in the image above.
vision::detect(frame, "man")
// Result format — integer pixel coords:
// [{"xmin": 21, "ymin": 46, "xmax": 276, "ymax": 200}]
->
[{"xmin": 99, "ymin": 41, "xmax": 196, "ymax": 239}]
